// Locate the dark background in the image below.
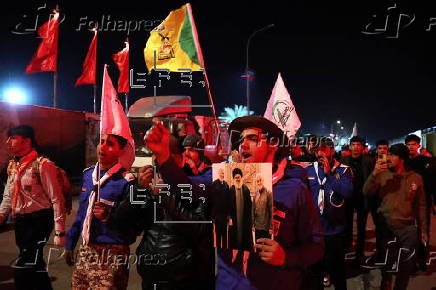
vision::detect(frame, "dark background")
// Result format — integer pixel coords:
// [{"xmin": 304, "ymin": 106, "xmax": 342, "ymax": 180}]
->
[{"xmin": 1, "ymin": 0, "xmax": 435, "ymax": 145}]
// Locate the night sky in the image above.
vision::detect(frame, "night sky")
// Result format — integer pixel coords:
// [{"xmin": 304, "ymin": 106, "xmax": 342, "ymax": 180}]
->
[{"xmin": 1, "ymin": 0, "xmax": 436, "ymax": 145}]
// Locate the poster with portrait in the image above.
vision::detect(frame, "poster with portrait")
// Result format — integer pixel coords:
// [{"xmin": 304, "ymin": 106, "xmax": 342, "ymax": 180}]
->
[{"xmin": 211, "ymin": 163, "xmax": 273, "ymax": 250}]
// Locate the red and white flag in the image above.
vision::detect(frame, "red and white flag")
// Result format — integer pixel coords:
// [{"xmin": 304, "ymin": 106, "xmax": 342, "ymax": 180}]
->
[
  {"xmin": 264, "ymin": 73, "xmax": 301, "ymax": 138},
  {"xmin": 100, "ymin": 65, "xmax": 135, "ymax": 169},
  {"xmin": 112, "ymin": 41, "xmax": 129, "ymax": 93},
  {"xmin": 25, "ymin": 11, "xmax": 59, "ymax": 74},
  {"xmin": 75, "ymin": 30, "xmax": 97, "ymax": 86}
]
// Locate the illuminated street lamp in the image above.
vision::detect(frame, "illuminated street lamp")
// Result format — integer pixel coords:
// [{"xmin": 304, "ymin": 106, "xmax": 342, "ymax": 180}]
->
[{"xmin": 3, "ymin": 87, "xmax": 28, "ymax": 104}]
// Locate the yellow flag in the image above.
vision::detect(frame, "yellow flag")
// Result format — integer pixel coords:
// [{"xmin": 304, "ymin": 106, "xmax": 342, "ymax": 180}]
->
[{"xmin": 144, "ymin": 3, "xmax": 204, "ymax": 72}]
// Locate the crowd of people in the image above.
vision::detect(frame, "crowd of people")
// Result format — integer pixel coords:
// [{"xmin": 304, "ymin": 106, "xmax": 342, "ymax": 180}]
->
[{"xmin": 0, "ymin": 117, "xmax": 435, "ymax": 290}]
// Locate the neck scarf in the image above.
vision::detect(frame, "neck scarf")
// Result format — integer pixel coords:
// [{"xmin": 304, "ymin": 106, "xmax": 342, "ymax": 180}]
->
[
  {"xmin": 11, "ymin": 150, "xmax": 38, "ymax": 215},
  {"xmin": 81, "ymin": 163, "xmax": 122, "ymax": 246}
]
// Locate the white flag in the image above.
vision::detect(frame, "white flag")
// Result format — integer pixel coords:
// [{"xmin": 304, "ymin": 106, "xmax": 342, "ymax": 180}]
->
[
  {"xmin": 350, "ymin": 122, "xmax": 358, "ymax": 138},
  {"xmin": 264, "ymin": 73, "xmax": 301, "ymax": 138}
]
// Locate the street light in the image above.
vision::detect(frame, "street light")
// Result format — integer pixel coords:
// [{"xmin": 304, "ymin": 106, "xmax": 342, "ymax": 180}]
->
[
  {"xmin": 246, "ymin": 24, "xmax": 274, "ymax": 111},
  {"xmin": 3, "ymin": 87, "xmax": 28, "ymax": 104},
  {"xmin": 337, "ymin": 120, "xmax": 341, "ymax": 124}
]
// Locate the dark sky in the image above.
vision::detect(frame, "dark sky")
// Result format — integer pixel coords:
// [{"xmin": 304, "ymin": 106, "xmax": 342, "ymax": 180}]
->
[{"xmin": 1, "ymin": 0, "xmax": 436, "ymax": 144}]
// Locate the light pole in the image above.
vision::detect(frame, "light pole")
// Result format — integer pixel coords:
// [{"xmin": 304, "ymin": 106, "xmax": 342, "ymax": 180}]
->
[{"xmin": 246, "ymin": 24, "xmax": 274, "ymax": 112}]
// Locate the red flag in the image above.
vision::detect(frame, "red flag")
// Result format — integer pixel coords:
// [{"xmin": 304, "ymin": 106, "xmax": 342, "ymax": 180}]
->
[
  {"xmin": 100, "ymin": 65, "xmax": 135, "ymax": 169},
  {"xmin": 112, "ymin": 41, "xmax": 129, "ymax": 93},
  {"xmin": 75, "ymin": 31, "xmax": 97, "ymax": 86},
  {"xmin": 25, "ymin": 11, "xmax": 59, "ymax": 74}
]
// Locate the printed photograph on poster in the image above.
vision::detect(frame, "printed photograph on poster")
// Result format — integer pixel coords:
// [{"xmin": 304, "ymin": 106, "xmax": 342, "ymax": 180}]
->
[{"xmin": 211, "ymin": 163, "xmax": 273, "ymax": 251}]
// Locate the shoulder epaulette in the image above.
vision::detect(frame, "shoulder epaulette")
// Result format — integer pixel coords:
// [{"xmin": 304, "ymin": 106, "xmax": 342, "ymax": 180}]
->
[{"xmin": 122, "ymin": 171, "xmax": 136, "ymax": 182}]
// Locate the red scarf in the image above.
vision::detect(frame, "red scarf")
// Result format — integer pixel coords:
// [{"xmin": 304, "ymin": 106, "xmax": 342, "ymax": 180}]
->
[
  {"xmin": 11, "ymin": 150, "xmax": 38, "ymax": 215},
  {"xmin": 272, "ymin": 159, "xmax": 287, "ymax": 185}
]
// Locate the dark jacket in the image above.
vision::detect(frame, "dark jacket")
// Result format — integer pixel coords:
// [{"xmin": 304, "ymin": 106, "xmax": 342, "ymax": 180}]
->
[
  {"xmin": 109, "ymin": 159, "xmax": 214, "ymax": 290},
  {"xmin": 229, "ymin": 184, "xmax": 253, "ymax": 250},
  {"xmin": 210, "ymin": 179, "xmax": 231, "ymax": 219},
  {"xmin": 340, "ymin": 154, "xmax": 375, "ymax": 209},
  {"xmin": 66, "ymin": 166, "xmax": 136, "ymax": 250},
  {"xmin": 409, "ymin": 155, "xmax": 436, "ymax": 206},
  {"xmin": 306, "ymin": 162, "xmax": 354, "ymax": 235},
  {"xmin": 363, "ymin": 170, "xmax": 428, "ymax": 233},
  {"xmin": 216, "ymin": 164, "xmax": 325, "ymax": 290}
]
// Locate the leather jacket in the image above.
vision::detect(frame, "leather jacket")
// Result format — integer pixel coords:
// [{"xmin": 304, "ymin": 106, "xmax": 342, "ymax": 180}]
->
[{"xmin": 109, "ymin": 181, "xmax": 214, "ymax": 290}]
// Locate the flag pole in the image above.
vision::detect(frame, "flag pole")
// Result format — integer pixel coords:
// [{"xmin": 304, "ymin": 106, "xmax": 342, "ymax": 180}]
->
[
  {"xmin": 93, "ymin": 84, "xmax": 97, "ymax": 113},
  {"xmin": 93, "ymin": 28, "xmax": 98, "ymax": 114},
  {"xmin": 125, "ymin": 38, "xmax": 129, "ymax": 114},
  {"xmin": 53, "ymin": 71, "xmax": 58, "ymax": 108},
  {"xmin": 125, "ymin": 93, "xmax": 129, "ymax": 114},
  {"xmin": 186, "ymin": 4, "xmax": 217, "ymax": 120},
  {"xmin": 203, "ymin": 71, "xmax": 217, "ymax": 119},
  {"xmin": 97, "ymin": 64, "xmax": 108, "ymax": 202},
  {"xmin": 53, "ymin": 5, "xmax": 60, "ymax": 108}
]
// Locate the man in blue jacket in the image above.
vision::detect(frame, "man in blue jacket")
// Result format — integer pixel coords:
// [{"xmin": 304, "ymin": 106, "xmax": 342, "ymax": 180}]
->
[
  {"xmin": 306, "ymin": 139, "xmax": 353, "ymax": 290},
  {"xmin": 218, "ymin": 116, "xmax": 324, "ymax": 290}
]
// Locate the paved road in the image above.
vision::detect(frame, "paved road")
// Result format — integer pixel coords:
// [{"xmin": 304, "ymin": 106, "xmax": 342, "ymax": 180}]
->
[{"xmin": 0, "ymin": 197, "xmax": 435, "ymax": 290}]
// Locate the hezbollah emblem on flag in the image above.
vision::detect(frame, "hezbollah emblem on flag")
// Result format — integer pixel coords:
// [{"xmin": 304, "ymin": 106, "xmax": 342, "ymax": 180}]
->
[
  {"xmin": 158, "ymin": 30, "xmax": 175, "ymax": 60},
  {"xmin": 144, "ymin": 4, "xmax": 204, "ymax": 72},
  {"xmin": 272, "ymin": 101, "xmax": 295, "ymax": 129}
]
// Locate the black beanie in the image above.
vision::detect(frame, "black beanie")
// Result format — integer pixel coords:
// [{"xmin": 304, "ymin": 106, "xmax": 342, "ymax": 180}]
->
[{"xmin": 388, "ymin": 143, "xmax": 409, "ymax": 161}]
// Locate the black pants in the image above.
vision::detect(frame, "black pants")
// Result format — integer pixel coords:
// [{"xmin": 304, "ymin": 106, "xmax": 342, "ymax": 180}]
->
[
  {"xmin": 214, "ymin": 216, "xmax": 228, "ymax": 249},
  {"xmin": 345, "ymin": 195, "xmax": 378, "ymax": 256},
  {"xmin": 302, "ymin": 233, "xmax": 347, "ymax": 290},
  {"xmin": 13, "ymin": 208, "xmax": 54, "ymax": 290},
  {"xmin": 379, "ymin": 219, "xmax": 418, "ymax": 290}
]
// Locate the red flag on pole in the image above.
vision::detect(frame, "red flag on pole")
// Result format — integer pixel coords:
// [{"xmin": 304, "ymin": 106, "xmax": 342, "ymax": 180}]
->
[
  {"xmin": 75, "ymin": 30, "xmax": 97, "ymax": 86},
  {"xmin": 100, "ymin": 65, "xmax": 135, "ymax": 170},
  {"xmin": 112, "ymin": 41, "xmax": 129, "ymax": 93},
  {"xmin": 25, "ymin": 11, "xmax": 59, "ymax": 74}
]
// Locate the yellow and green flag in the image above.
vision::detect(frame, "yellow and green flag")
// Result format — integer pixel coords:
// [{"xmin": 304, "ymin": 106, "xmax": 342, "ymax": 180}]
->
[{"xmin": 144, "ymin": 3, "xmax": 205, "ymax": 72}]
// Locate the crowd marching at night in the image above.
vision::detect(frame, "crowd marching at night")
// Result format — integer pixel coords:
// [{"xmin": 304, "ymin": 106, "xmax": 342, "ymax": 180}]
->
[{"xmin": 1, "ymin": 118, "xmax": 435, "ymax": 290}]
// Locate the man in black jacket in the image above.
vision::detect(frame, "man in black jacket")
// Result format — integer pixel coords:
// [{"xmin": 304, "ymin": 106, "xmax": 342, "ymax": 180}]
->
[
  {"xmin": 211, "ymin": 168, "xmax": 231, "ymax": 249},
  {"xmin": 228, "ymin": 167, "xmax": 252, "ymax": 276},
  {"xmin": 405, "ymin": 134, "xmax": 436, "ymax": 271},
  {"xmin": 340, "ymin": 136, "xmax": 375, "ymax": 264},
  {"xmin": 98, "ymin": 132, "xmax": 214, "ymax": 290}
]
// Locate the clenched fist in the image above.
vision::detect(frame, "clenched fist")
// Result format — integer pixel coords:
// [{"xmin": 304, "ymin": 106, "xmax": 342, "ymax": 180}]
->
[{"xmin": 144, "ymin": 120, "xmax": 170, "ymax": 165}]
